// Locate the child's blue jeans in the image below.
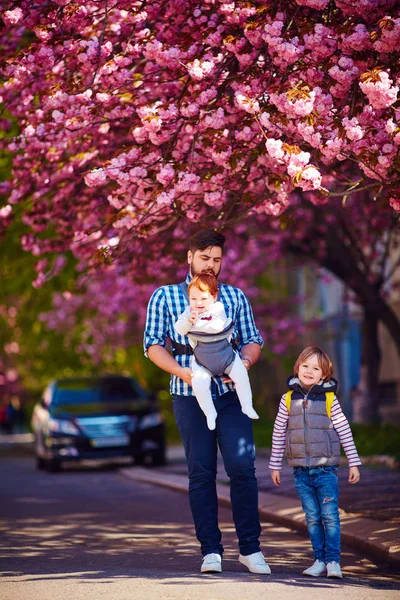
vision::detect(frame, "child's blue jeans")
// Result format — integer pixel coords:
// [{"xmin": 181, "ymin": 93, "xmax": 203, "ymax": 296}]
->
[{"xmin": 293, "ymin": 466, "xmax": 340, "ymax": 564}]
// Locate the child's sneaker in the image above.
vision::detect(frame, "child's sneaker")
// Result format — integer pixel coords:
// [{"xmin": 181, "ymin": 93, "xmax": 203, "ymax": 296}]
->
[
  {"xmin": 327, "ymin": 562, "xmax": 343, "ymax": 578},
  {"xmin": 302, "ymin": 559, "xmax": 327, "ymax": 577}
]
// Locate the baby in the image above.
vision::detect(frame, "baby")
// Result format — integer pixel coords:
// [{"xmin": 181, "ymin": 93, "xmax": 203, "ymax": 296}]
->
[{"xmin": 174, "ymin": 272, "xmax": 259, "ymax": 430}]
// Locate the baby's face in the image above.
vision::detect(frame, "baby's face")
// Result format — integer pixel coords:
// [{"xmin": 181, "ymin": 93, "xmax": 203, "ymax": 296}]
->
[{"xmin": 189, "ymin": 286, "xmax": 216, "ymax": 314}]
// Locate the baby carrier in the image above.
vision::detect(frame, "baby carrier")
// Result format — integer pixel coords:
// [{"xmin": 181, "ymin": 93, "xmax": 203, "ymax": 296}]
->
[{"xmin": 172, "ymin": 282, "xmax": 237, "ymax": 377}]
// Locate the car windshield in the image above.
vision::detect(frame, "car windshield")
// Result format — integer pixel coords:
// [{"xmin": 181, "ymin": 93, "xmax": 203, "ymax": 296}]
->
[{"xmin": 51, "ymin": 377, "xmax": 150, "ymax": 416}]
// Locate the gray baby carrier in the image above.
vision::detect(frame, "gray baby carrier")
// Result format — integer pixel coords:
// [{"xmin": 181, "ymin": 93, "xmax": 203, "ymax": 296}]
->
[{"xmin": 177, "ymin": 282, "xmax": 236, "ymax": 377}]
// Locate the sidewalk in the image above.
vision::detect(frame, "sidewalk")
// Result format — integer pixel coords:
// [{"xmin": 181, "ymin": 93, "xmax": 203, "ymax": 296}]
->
[{"xmin": 120, "ymin": 445, "xmax": 400, "ymax": 567}]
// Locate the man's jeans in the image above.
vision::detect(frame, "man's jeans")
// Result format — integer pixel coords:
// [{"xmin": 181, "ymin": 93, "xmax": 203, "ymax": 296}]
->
[
  {"xmin": 293, "ymin": 466, "xmax": 340, "ymax": 564},
  {"xmin": 173, "ymin": 391, "xmax": 261, "ymax": 557}
]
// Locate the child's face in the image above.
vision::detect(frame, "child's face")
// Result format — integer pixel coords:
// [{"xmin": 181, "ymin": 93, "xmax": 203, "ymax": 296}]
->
[
  {"xmin": 297, "ymin": 354, "xmax": 324, "ymax": 389},
  {"xmin": 189, "ymin": 286, "xmax": 216, "ymax": 314}
]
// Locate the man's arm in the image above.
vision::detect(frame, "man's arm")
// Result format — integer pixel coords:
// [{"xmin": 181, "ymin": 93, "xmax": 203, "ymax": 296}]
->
[
  {"xmin": 144, "ymin": 287, "xmax": 192, "ymax": 386},
  {"xmin": 240, "ymin": 343, "xmax": 261, "ymax": 370},
  {"xmin": 236, "ymin": 289, "xmax": 263, "ymax": 368},
  {"xmin": 147, "ymin": 345, "xmax": 192, "ymax": 386}
]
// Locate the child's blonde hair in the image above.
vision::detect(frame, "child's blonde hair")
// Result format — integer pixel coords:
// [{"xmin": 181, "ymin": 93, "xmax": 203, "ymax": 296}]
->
[
  {"xmin": 294, "ymin": 346, "xmax": 333, "ymax": 381},
  {"xmin": 188, "ymin": 273, "xmax": 218, "ymax": 297}
]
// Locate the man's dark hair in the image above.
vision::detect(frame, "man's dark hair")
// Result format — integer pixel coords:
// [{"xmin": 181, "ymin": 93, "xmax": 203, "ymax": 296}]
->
[{"xmin": 189, "ymin": 229, "xmax": 226, "ymax": 254}]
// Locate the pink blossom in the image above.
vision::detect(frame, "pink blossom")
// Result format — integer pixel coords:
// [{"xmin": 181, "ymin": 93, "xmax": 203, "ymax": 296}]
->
[
  {"xmin": 389, "ymin": 197, "xmax": 400, "ymax": 212},
  {"xmin": 235, "ymin": 92, "xmax": 260, "ymax": 114},
  {"xmin": 52, "ymin": 110, "xmax": 64, "ymax": 123},
  {"xmin": 343, "ymin": 117, "xmax": 364, "ymax": 141},
  {"xmin": 373, "ymin": 18, "xmax": 400, "ymax": 53},
  {"xmin": 294, "ymin": 0, "xmax": 329, "ymax": 8},
  {"xmin": 84, "ymin": 168, "xmax": 107, "ymax": 187},
  {"xmin": 3, "ymin": 8, "xmax": 23, "ymax": 25},
  {"xmin": 187, "ymin": 59, "xmax": 214, "ymax": 80},
  {"xmin": 180, "ymin": 103, "xmax": 199, "ymax": 118},
  {"xmin": 0, "ymin": 205, "xmax": 12, "ymax": 218},
  {"xmin": 156, "ymin": 165, "xmax": 175, "ymax": 185},
  {"xmin": 132, "ymin": 127, "xmax": 148, "ymax": 143},
  {"xmin": 265, "ymin": 138, "xmax": 284, "ymax": 161},
  {"xmin": 360, "ymin": 71, "xmax": 399, "ymax": 110},
  {"xmin": 204, "ymin": 191, "xmax": 223, "ymax": 208},
  {"xmin": 175, "ymin": 172, "xmax": 201, "ymax": 193},
  {"xmin": 297, "ymin": 166, "xmax": 322, "ymax": 191}
]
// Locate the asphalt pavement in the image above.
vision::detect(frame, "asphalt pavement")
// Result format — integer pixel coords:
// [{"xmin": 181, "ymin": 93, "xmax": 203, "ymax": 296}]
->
[
  {"xmin": 121, "ymin": 445, "xmax": 400, "ymax": 567},
  {"xmin": 2, "ymin": 433, "xmax": 399, "ymax": 567}
]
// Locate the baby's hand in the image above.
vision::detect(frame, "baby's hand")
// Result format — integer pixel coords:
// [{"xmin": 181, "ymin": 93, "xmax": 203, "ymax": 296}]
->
[
  {"xmin": 270, "ymin": 470, "xmax": 281, "ymax": 487},
  {"xmin": 348, "ymin": 466, "xmax": 360, "ymax": 484},
  {"xmin": 188, "ymin": 310, "xmax": 198, "ymax": 325}
]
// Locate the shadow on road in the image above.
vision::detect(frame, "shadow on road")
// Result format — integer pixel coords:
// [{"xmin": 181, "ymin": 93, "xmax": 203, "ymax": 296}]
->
[{"xmin": 1, "ymin": 452, "xmax": 399, "ymax": 593}]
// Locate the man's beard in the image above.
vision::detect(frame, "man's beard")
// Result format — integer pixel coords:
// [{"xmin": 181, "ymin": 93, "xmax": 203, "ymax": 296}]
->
[{"xmin": 190, "ymin": 265, "xmax": 219, "ymax": 278}]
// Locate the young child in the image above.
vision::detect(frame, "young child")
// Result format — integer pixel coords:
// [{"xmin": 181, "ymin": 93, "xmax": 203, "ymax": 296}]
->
[
  {"xmin": 269, "ymin": 346, "xmax": 361, "ymax": 579},
  {"xmin": 174, "ymin": 272, "xmax": 259, "ymax": 430}
]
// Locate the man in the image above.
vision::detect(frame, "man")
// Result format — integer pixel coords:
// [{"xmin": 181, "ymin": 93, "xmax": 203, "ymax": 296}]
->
[{"xmin": 144, "ymin": 229, "xmax": 270, "ymax": 575}]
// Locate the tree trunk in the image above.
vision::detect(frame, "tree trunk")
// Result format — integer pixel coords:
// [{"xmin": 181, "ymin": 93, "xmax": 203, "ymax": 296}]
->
[{"xmin": 359, "ymin": 310, "xmax": 381, "ymax": 424}]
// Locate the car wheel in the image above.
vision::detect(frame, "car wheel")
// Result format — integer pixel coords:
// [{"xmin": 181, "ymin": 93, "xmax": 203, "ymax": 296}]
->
[
  {"xmin": 151, "ymin": 449, "xmax": 167, "ymax": 466},
  {"xmin": 134, "ymin": 454, "xmax": 146, "ymax": 466},
  {"xmin": 46, "ymin": 458, "xmax": 61, "ymax": 473},
  {"xmin": 36, "ymin": 455, "xmax": 46, "ymax": 471}
]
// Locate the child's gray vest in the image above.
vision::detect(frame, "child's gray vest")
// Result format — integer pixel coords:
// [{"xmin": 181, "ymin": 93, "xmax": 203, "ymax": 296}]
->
[
  {"xmin": 178, "ymin": 282, "xmax": 236, "ymax": 377},
  {"xmin": 285, "ymin": 391, "xmax": 341, "ymax": 467}
]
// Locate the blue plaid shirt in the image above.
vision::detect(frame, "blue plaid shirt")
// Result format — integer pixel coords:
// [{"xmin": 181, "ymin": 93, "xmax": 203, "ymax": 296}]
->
[{"xmin": 144, "ymin": 274, "xmax": 263, "ymax": 397}]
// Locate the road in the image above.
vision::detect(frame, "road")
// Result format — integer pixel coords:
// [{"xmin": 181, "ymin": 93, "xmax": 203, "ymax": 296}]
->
[{"xmin": 1, "ymin": 449, "xmax": 399, "ymax": 600}]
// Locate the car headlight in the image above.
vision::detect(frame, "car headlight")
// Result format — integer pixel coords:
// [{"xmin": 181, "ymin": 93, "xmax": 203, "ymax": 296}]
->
[
  {"xmin": 48, "ymin": 417, "xmax": 80, "ymax": 436},
  {"xmin": 139, "ymin": 413, "xmax": 163, "ymax": 430}
]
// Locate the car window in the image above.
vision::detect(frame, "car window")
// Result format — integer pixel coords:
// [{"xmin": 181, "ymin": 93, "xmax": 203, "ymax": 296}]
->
[{"xmin": 50, "ymin": 378, "xmax": 150, "ymax": 416}]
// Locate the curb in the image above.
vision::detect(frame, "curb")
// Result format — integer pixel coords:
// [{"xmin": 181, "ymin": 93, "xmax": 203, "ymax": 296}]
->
[
  {"xmin": 1, "ymin": 436, "xmax": 398, "ymax": 469},
  {"xmin": 120, "ymin": 466, "xmax": 400, "ymax": 568}
]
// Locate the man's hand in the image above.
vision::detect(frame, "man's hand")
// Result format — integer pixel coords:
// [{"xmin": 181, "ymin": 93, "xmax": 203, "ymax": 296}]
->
[
  {"xmin": 348, "ymin": 466, "xmax": 360, "ymax": 484},
  {"xmin": 270, "ymin": 470, "xmax": 281, "ymax": 487},
  {"xmin": 222, "ymin": 358, "xmax": 250, "ymax": 384},
  {"xmin": 179, "ymin": 367, "xmax": 193, "ymax": 386}
]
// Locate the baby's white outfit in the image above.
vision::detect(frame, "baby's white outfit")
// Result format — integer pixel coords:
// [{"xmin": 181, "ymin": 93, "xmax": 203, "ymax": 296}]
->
[{"xmin": 174, "ymin": 301, "xmax": 258, "ymax": 430}]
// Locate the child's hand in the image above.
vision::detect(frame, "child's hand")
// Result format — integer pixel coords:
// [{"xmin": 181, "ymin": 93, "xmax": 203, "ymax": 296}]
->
[
  {"xmin": 348, "ymin": 466, "xmax": 360, "ymax": 484},
  {"xmin": 188, "ymin": 310, "xmax": 198, "ymax": 325},
  {"xmin": 270, "ymin": 470, "xmax": 281, "ymax": 487}
]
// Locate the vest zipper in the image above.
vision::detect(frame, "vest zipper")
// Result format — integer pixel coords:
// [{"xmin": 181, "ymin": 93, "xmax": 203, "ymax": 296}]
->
[{"xmin": 303, "ymin": 385, "xmax": 315, "ymax": 467}]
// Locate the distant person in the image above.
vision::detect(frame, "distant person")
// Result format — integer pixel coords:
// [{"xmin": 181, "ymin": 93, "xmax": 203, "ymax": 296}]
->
[
  {"xmin": 144, "ymin": 229, "xmax": 270, "ymax": 575},
  {"xmin": 269, "ymin": 346, "xmax": 361, "ymax": 579},
  {"xmin": 0, "ymin": 400, "xmax": 9, "ymax": 433},
  {"xmin": 10, "ymin": 396, "xmax": 25, "ymax": 433},
  {"xmin": 174, "ymin": 272, "xmax": 259, "ymax": 430}
]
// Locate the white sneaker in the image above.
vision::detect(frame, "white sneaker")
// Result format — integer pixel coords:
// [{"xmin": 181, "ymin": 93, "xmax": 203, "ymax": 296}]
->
[
  {"xmin": 327, "ymin": 561, "xmax": 343, "ymax": 578},
  {"xmin": 239, "ymin": 551, "xmax": 271, "ymax": 574},
  {"xmin": 201, "ymin": 553, "xmax": 222, "ymax": 573},
  {"xmin": 302, "ymin": 559, "xmax": 327, "ymax": 577}
]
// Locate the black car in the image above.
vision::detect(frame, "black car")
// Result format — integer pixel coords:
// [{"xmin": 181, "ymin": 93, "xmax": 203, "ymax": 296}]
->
[{"xmin": 31, "ymin": 375, "xmax": 166, "ymax": 472}]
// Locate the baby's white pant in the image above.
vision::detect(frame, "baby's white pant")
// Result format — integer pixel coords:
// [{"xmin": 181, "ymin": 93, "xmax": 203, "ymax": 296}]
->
[{"xmin": 191, "ymin": 353, "xmax": 254, "ymax": 430}]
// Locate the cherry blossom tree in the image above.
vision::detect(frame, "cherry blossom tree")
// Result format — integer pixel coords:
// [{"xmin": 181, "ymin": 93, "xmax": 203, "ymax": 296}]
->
[{"xmin": 1, "ymin": 0, "xmax": 400, "ymax": 420}]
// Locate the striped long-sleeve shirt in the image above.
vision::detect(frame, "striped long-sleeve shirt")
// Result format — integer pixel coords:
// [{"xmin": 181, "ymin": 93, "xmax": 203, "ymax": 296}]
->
[
  {"xmin": 269, "ymin": 395, "xmax": 362, "ymax": 470},
  {"xmin": 144, "ymin": 273, "xmax": 263, "ymax": 397}
]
